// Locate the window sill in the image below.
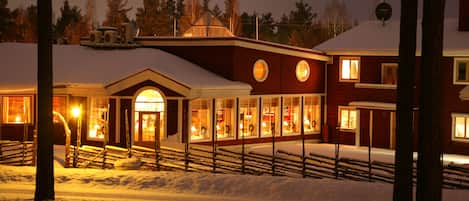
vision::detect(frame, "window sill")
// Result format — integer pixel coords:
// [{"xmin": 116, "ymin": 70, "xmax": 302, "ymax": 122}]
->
[
  {"xmin": 452, "ymin": 138, "xmax": 469, "ymax": 143},
  {"xmin": 354, "ymin": 83, "xmax": 396, "ymax": 90},
  {"xmin": 338, "ymin": 129, "xmax": 356, "ymax": 133}
]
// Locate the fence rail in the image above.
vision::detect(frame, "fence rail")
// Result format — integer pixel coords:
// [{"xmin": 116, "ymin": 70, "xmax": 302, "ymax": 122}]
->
[
  {"xmin": 0, "ymin": 140, "xmax": 34, "ymax": 166},
  {"xmin": 64, "ymin": 143, "xmax": 469, "ymax": 190}
]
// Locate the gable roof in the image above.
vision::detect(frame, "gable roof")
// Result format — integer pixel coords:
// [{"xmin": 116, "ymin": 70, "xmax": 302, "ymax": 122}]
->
[
  {"xmin": 315, "ymin": 18, "xmax": 469, "ymax": 56},
  {"xmin": 0, "ymin": 43, "xmax": 251, "ymax": 98}
]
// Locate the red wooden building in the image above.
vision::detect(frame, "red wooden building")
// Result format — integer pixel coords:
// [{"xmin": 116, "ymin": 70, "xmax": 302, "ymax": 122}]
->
[
  {"xmin": 0, "ymin": 37, "xmax": 329, "ymax": 149},
  {"xmin": 315, "ymin": 0, "xmax": 469, "ymax": 154}
]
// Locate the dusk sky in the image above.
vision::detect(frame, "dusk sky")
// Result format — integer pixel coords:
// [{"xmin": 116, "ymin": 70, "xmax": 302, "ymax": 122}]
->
[{"xmin": 6, "ymin": 0, "xmax": 460, "ymax": 23}]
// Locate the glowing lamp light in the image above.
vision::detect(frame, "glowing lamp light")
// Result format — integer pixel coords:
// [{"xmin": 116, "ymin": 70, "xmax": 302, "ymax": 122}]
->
[
  {"xmin": 262, "ymin": 122, "xmax": 267, "ymax": 127},
  {"xmin": 191, "ymin": 126, "xmax": 197, "ymax": 132},
  {"xmin": 71, "ymin": 106, "xmax": 81, "ymax": 118},
  {"xmin": 239, "ymin": 123, "xmax": 244, "ymax": 129},
  {"xmin": 283, "ymin": 121, "xmax": 289, "ymax": 126},
  {"xmin": 304, "ymin": 119, "xmax": 310, "ymax": 125},
  {"xmin": 15, "ymin": 116, "xmax": 22, "ymax": 123}
]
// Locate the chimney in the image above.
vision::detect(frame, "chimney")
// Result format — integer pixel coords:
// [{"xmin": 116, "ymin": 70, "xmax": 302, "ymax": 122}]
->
[{"xmin": 460, "ymin": 0, "xmax": 469, "ymax": 31}]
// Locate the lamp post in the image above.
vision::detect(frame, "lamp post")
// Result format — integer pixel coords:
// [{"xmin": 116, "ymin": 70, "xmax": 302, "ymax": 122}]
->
[{"xmin": 71, "ymin": 105, "xmax": 82, "ymax": 168}]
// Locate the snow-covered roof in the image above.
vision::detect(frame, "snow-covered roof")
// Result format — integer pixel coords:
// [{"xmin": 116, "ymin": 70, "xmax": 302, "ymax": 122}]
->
[
  {"xmin": 315, "ymin": 18, "xmax": 469, "ymax": 56},
  {"xmin": 0, "ymin": 43, "xmax": 251, "ymax": 98}
]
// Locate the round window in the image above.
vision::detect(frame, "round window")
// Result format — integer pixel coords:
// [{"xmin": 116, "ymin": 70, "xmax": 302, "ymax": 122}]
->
[
  {"xmin": 253, "ymin": 59, "xmax": 269, "ymax": 82},
  {"xmin": 296, "ymin": 60, "xmax": 310, "ymax": 82}
]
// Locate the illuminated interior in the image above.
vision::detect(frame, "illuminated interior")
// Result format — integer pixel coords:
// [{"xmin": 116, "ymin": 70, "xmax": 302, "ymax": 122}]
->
[
  {"xmin": 304, "ymin": 96, "xmax": 321, "ymax": 133},
  {"xmin": 296, "ymin": 60, "xmax": 310, "ymax": 82},
  {"xmin": 253, "ymin": 59, "xmax": 269, "ymax": 82},
  {"xmin": 2, "ymin": 96, "xmax": 31, "ymax": 124},
  {"xmin": 134, "ymin": 89, "xmax": 165, "ymax": 142},
  {"xmin": 454, "ymin": 116, "xmax": 469, "ymax": 139},
  {"xmin": 88, "ymin": 97, "xmax": 108, "ymax": 139},
  {"xmin": 456, "ymin": 60, "xmax": 469, "ymax": 82},
  {"xmin": 239, "ymin": 98, "xmax": 258, "ymax": 138},
  {"xmin": 191, "ymin": 99, "xmax": 211, "ymax": 141},
  {"xmin": 282, "ymin": 97, "xmax": 300, "ymax": 135},
  {"xmin": 261, "ymin": 97, "xmax": 280, "ymax": 137},
  {"xmin": 341, "ymin": 58, "xmax": 359, "ymax": 80},
  {"xmin": 339, "ymin": 108, "xmax": 357, "ymax": 130},
  {"xmin": 216, "ymin": 99, "xmax": 235, "ymax": 139}
]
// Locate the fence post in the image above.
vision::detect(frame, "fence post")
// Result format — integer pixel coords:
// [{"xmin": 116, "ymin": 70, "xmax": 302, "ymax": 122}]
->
[
  {"xmin": 22, "ymin": 124, "xmax": 27, "ymax": 165},
  {"xmin": 272, "ymin": 125, "xmax": 275, "ymax": 176},
  {"xmin": 185, "ymin": 143, "xmax": 189, "ymax": 171},
  {"xmin": 242, "ymin": 129, "xmax": 245, "ymax": 174},
  {"xmin": 125, "ymin": 109, "xmax": 131, "ymax": 158},
  {"xmin": 301, "ymin": 96, "xmax": 306, "ymax": 178},
  {"xmin": 368, "ymin": 128, "xmax": 372, "ymax": 182},
  {"xmin": 334, "ymin": 126, "xmax": 340, "ymax": 179}
]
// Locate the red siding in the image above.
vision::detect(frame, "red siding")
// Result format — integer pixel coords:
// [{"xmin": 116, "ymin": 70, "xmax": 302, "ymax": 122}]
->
[{"xmin": 460, "ymin": 0, "xmax": 469, "ymax": 31}]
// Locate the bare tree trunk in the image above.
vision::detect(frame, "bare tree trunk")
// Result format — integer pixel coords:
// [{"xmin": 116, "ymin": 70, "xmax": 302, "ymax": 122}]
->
[
  {"xmin": 34, "ymin": 0, "xmax": 54, "ymax": 200},
  {"xmin": 393, "ymin": 0, "xmax": 418, "ymax": 200},
  {"xmin": 416, "ymin": 0, "xmax": 445, "ymax": 200}
]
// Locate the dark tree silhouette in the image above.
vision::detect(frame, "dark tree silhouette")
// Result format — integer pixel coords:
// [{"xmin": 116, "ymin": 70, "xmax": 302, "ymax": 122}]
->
[
  {"xmin": 393, "ymin": 0, "xmax": 418, "ymax": 200},
  {"xmin": 34, "ymin": 0, "xmax": 54, "ymax": 200},
  {"xmin": 416, "ymin": 0, "xmax": 446, "ymax": 200}
]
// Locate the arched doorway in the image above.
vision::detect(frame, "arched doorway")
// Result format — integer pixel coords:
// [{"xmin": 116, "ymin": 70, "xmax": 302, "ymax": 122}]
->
[{"xmin": 134, "ymin": 89, "xmax": 165, "ymax": 147}]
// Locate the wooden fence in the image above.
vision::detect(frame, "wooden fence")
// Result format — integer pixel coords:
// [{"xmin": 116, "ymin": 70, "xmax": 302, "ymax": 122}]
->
[
  {"xmin": 66, "ymin": 144, "xmax": 469, "ymax": 190},
  {"xmin": 0, "ymin": 140, "xmax": 35, "ymax": 166}
]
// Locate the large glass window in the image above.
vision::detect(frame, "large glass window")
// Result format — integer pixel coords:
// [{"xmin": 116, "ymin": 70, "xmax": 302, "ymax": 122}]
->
[
  {"xmin": 261, "ymin": 97, "xmax": 280, "ymax": 137},
  {"xmin": 239, "ymin": 98, "xmax": 258, "ymax": 138},
  {"xmin": 88, "ymin": 97, "xmax": 108, "ymax": 140},
  {"xmin": 253, "ymin": 59, "xmax": 269, "ymax": 82},
  {"xmin": 381, "ymin": 63, "xmax": 398, "ymax": 85},
  {"xmin": 282, "ymin": 96, "xmax": 301, "ymax": 135},
  {"xmin": 454, "ymin": 59, "xmax": 469, "ymax": 84},
  {"xmin": 53, "ymin": 96, "xmax": 67, "ymax": 123},
  {"xmin": 453, "ymin": 114, "xmax": 469, "ymax": 141},
  {"xmin": 340, "ymin": 57, "xmax": 360, "ymax": 81},
  {"xmin": 296, "ymin": 60, "xmax": 310, "ymax": 82},
  {"xmin": 304, "ymin": 96, "xmax": 321, "ymax": 133},
  {"xmin": 339, "ymin": 107, "xmax": 357, "ymax": 130},
  {"xmin": 2, "ymin": 96, "xmax": 32, "ymax": 124},
  {"xmin": 215, "ymin": 99, "xmax": 235, "ymax": 140},
  {"xmin": 191, "ymin": 99, "xmax": 212, "ymax": 141}
]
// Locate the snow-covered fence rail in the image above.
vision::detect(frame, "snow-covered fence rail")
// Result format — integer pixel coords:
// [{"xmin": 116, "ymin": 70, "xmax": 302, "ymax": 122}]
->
[{"xmin": 0, "ymin": 140, "xmax": 34, "ymax": 166}]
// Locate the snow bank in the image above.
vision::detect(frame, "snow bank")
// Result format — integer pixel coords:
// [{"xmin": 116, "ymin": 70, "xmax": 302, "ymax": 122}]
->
[
  {"xmin": 1, "ymin": 164, "xmax": 468, "ymax": 201},
  {"xmin": 114, "ymin": 157, "xmax": 142, "ymax": 170}
]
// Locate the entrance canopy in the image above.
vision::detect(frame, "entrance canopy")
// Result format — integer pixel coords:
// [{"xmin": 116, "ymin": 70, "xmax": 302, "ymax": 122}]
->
[{"xmin": 0, "ymin": 43, "xmax": 252, "ymax": 98}]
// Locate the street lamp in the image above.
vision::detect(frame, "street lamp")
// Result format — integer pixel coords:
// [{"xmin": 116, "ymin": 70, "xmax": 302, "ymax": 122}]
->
[{"xmin": 71, "ymin": 105, "xmax": 82, "ymax": 168}]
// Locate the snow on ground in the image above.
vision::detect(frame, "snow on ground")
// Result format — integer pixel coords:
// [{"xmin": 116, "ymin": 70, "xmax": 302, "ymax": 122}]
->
[
  {"xmin": 245, "ymin": 142, "xmax": 469, "ymax": 165},
  {"xmin": 1, "ymin": 144, "xmax": 469, "ymax": 201}
]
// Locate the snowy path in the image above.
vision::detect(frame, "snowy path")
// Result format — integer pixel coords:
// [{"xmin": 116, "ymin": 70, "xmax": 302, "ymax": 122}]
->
[{"xmin": 0, "ymin": 183, "xmax": 251, "ymax": 201}]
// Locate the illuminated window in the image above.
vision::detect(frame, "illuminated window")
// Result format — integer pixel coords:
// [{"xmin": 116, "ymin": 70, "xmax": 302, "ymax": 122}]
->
[
  {"xmin": 339, "ymin": 107, "xmax": 357, "ymax": 130},
  {"xmin": 239, "ymin": 98, "xmax": 258, "ymax": 138},
  {"xmin": 304, "ymin": 96, "xmax": 321, "ymax": 133},
  {"xmin": 2, "ymin": 96, "xmax": 32, "ymax": 124},
  {"xmin": 381, "ymin": 63, "xmax": 398, "ymax": 85},
  {"xmin": 282, "ymin": 96, "xmax": 300, "ymax": 135},
  {"xmin": 253, "ymin": 59, "xmax": 269, "ymax": 82},
  {"xmin": 88, "ymin": 97, "xmax": 108, "ymax": 140},
  {"xmin": 134, "ymin": 89, "xmax": 165, "ymax": 142},
  {"xmin": 452, "ymin": 114, "xmax": 469, "ymax": 141},
  {"xmin": 261, "ymin": 97, "xmax": 280, "ymax": 137},
  {"xmin": 191, "ymin": 99, "xmax": 212, "ymax": 141},
  {"xmin": 215, "ymin": 99, "xmax": 235, "ymax": 140},
  {"xmin": 454, "ymin": 58, "xmax": 469, "ymax": 84},
  {"xmin": 340, "ymin": 57, "xmax": 360, "ymax": 81},
  {"xmin": 53, "ymin": 96, "xmax": 67, "ymax": 123},
  {"xmin": 296, "ymin": 60, "xmax": 310, "ymax": 82}
]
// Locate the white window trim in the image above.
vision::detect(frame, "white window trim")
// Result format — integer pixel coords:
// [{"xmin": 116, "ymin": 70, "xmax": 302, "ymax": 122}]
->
[
  {"xmin": 451, "ymin": 113, "xmax": 469, "ymax": 143},
  {"xmin": 282, "ymin": 96, "xmax": 302, "ymax": 136},
  {"xmin": 453, "ymin": 58, "xmax": 469, "ymax": 85},
  {"xmin": 86, "ymin": 96, "xmax": 107, "ymax": 142},
  {"xmin": 339, "ymin": 56, "xmax": 360, "ymax": 82},
  {"xmin": 260, "ymin": 96, "xmax": 281, "ymax": 137},
  {"xmin": 338, "ymin": 106, "xmax": 357, "ymax": 132},
  {"xmin": 238, "ymin": 97, "xmax": 260, "ymax": 139},
  {"xmin": 381, "ymin": 63, "xmax": 398, "ymax": 85},
  {"xmin": 215, "ymin": 98, "xmax": 237, "ymax": 141},
  {"xmin": 253, "ymin": 59, "xmax": 269, "ymax": 82},
  {"xmin": 1, "ymin": 95, "xmax": 34, "ymax": 125}
]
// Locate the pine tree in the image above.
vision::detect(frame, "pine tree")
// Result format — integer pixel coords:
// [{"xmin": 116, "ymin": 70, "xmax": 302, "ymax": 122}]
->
[
  {"xmin": 259, "ymin": 12, "xmax": 275, "ymax": 41},
  {"xmin": 287, "ymin": 0, "xmax": 319, "ymax": 48},
  {"xmin": 56, "ymin": 0, "xmax": 82, "ymax": 41},
  {"xmin": 239, "ymin": 12, "xmax": 255, "ymax": 38},
  {"xmin": 222, "ymin": 0, "xmax": 240, "ymax": 35},
  {"xmin": 212, "ymin": 4, "xmax": 222, "ymax": 18},
  {"xmin": 203, "ymin": 0, "xmax": 210, "ymax": 12},
  {"xmin": 103, "ymin": 0, "xmax": 131, "ymax": 27},
  {"xmin": 0, "ymin": 0, "xmax": 12, "ymax": 41}
]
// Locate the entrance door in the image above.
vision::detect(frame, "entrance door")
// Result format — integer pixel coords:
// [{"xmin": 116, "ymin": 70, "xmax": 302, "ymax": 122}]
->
[
  {"xmin": 372, "ymin": 110, "xmax": 391, "ymax": 149},
  {"xmin": 135, "ymin": 112, "xmax": 160, "ymax": 147}
]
